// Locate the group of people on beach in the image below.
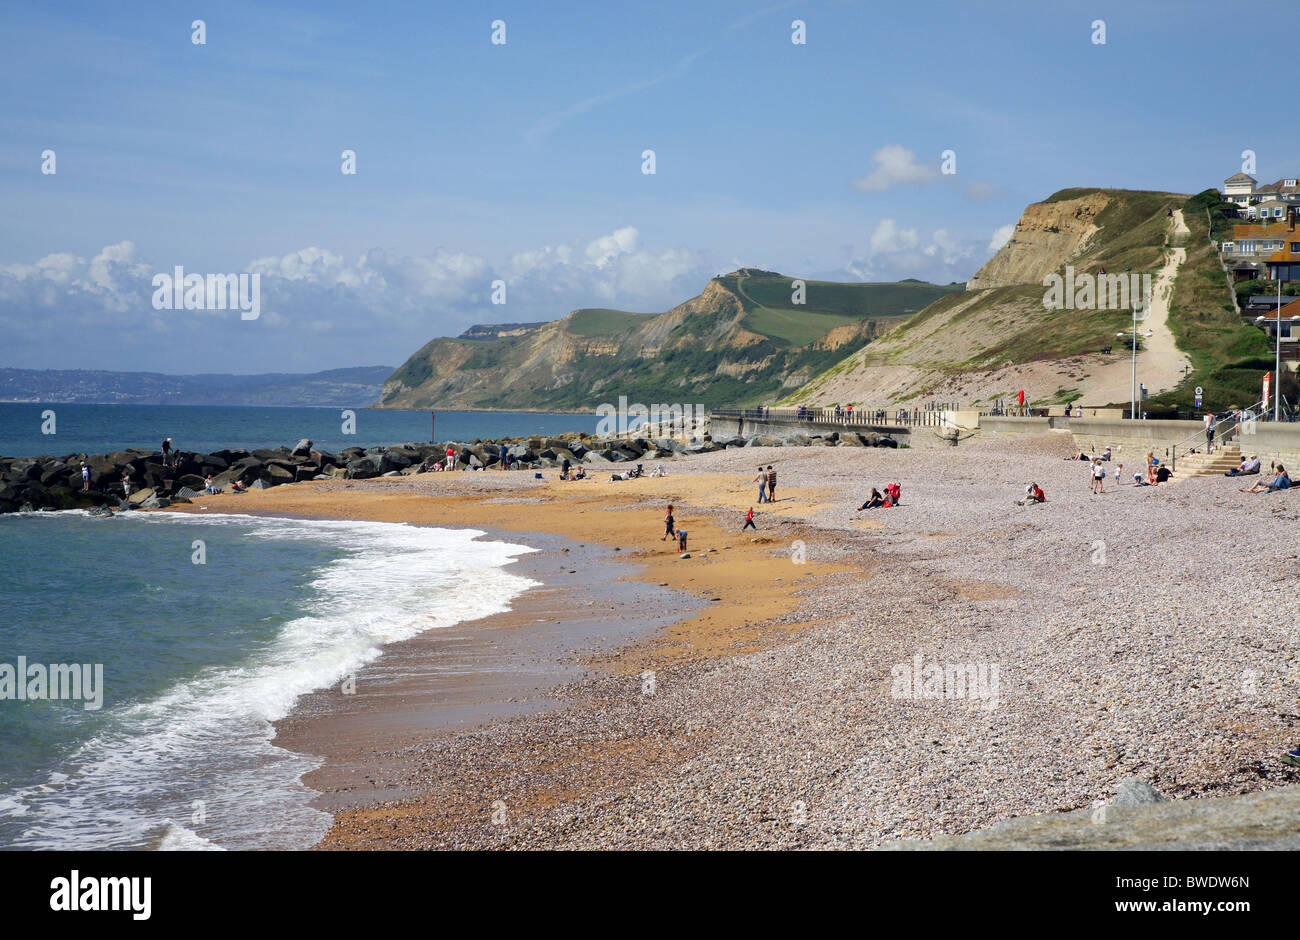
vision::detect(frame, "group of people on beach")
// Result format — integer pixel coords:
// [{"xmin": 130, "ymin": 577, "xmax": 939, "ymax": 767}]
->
[
  {"xmin": 661, "ymin": 504, "xmax": 688, "ymax": 552},
  {"xmin": 854, "ymin": 482, "xmax": 901, "ymax": 510},
  {"xmin": 752, "ymin": 465, "xmax": 778, "ymax": 503}
]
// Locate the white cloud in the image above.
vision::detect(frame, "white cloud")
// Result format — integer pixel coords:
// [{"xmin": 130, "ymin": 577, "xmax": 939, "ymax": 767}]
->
[
  {"xmin": 988, "ymin": 223, "xmax": 1015, "ymax": 252},
  {"xmin": 868, "ymin": 219, "xmax": 919, "ymax": 254},
  {"xmin": 0, "ymin": 228, "xmax": 718, "ymax": 372},
  {"xmin": 850, "ymin": 145, "xmax": 939, "ymax": 193}
]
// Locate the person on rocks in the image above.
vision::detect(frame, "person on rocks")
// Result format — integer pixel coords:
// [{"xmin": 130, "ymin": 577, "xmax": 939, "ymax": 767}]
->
[
  {"xmin": 742, "ymin": 507, "xmax": 757, "ymax": 530},
  {"xmin": 121, "ymin": 472, "xmax": 132, "ymax": 498},
  {"xmin": 161, "ymin": 438, "xmax": 172, "ymax": 467},
  {"xmin": 205, "ymin": 474, "xmax": 218, "ymax": 495},
  {"xmin": 661, "ymin": 504, "xmax": 676, "ymax": 541},
  {"xmin": 81, "ymin": 462, "xmax": 90, "ymax": 492}
]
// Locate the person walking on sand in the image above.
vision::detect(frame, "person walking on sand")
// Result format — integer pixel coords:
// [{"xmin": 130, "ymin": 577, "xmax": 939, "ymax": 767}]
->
[
  {"xmin": 742, "ymin": 507, "xmax": 756, "ymax": 530},
  {"xmin": 753, "ymin": 466, "xmax": 768, "ymax": 503},
  {"xmin": 661, "ymin": 504, "xmax": 676, "ymax": 541},
  {"xmin": 766, "ymin": 465, "xmax": 777, "ymax": 502}
]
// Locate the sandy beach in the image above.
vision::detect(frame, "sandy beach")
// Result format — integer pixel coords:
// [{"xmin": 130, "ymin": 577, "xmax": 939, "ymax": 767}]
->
[{"xmin": 164, "ymin": 433, "xmax": 1300, "ymax": 848}]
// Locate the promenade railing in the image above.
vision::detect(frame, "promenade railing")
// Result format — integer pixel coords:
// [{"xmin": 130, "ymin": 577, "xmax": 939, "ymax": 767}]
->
[
  {"xmin": 1168, "ymin": 399, "xmax": 1266, "ymax": 473},
  {"xmin": 710, "ymin": 406, "xmax": 955, "ymax": 429}
]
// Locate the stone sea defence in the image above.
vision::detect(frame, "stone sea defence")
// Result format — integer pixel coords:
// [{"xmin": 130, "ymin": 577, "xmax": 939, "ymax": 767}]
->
[{"xmin": 0, "ymin": 427, "xmax": 895, "ymax": 514}]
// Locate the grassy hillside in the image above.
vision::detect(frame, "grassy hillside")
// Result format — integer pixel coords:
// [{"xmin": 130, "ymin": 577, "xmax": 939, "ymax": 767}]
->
[
  {"xmin": 565, "ymin": 308, "xmax": 655, "ymax": 336},
  {"xmin": 380, "ymin": 273, "xmax": 961, "ymax": 410},
  {"xmin": 789, "ymin": 187, "xmax": 1274, "ymax": 411}
]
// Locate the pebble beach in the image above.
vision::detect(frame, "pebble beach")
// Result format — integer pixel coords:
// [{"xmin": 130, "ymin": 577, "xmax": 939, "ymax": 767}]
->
[{"xmin": 171, "ymin": 432, "xmax": 1300, "ymax": 849}]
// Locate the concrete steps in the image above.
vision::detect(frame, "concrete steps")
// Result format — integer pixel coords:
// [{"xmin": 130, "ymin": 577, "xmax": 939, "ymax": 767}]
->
[{"xmin": 1174, "ymin": 443, "xmax": 1242, "ymax": 478}]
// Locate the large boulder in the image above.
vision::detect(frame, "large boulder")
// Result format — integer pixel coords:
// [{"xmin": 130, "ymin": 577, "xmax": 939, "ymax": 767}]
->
[
  {"xmin": 345, "ymin": 457, "xmax": 379, "ymax": 479},
  {"xmin": 291, "ymin": 438, "xmax": 313, "ymax": 457}
]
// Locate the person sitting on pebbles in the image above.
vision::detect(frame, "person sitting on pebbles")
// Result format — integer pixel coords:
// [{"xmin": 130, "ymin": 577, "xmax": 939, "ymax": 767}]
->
[
  {"xmin": 1244, "ymin": 464, "xmax": 1290, "ymax": 493},
  {"xmin": 1015, "ymin": 482, "xmax": 1046, "ymax": 505},
  {"xmin": 856, "ymin": 488, "xmax": 884, "ymax": 510}
]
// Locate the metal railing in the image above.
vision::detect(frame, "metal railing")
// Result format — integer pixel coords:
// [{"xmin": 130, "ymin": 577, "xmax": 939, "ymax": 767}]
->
[
  {"xmin": 710, "ymin": 406, "xmax": 955, "ymax": 428},
  {"xmin": 1169, "ymin": 399, "xmax": 1266, "ymax": 472}
]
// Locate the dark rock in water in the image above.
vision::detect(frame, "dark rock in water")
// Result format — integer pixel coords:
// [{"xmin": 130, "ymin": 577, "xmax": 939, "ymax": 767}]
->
[
  {"xmin": 140, "ymin": 495, "xmax": 171, "ymax": 509},
  {"xmin": 18, "ymin": 501, "xmax": 35, "ymax": 513},
  {"xmin": 292, "ymin": 438, "xmax": 313, "ymax": 457},
  {"xmin": 1114, "ymin": 778, "xmax": 1167, "ymax": 807},
  {"xmin": 88, "ymin": 505, "xmax": 114, "ymax": 517},
  {"xmin": 339, "ymin": 447, "xmax": 365, "ymax": 459}
]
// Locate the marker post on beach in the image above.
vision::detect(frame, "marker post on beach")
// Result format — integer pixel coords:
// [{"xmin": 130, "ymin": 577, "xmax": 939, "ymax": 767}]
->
[{"xmin": 431, "ymin": 411, "xmax": 435, "ymax": 445}]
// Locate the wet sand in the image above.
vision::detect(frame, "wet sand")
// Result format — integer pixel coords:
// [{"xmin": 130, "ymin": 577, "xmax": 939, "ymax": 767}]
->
[{"xmin": 162, "ymin": 468, "xmax": 855, "ymax": 847}]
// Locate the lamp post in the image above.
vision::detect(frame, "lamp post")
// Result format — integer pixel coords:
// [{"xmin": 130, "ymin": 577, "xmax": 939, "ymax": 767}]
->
[
  {"xmin": 1118, "ymin": 298, "xmax": 1153, "ymax": 419},
  {"xmin": 1276, "ymin": 278, "xmax": 1282, "ymax": 420}
]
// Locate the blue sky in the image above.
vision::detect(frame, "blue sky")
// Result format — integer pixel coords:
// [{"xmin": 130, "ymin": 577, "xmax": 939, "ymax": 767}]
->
[{"xmin": 3, "ymin": 0, "xmax": 1298, "ymax": 373}]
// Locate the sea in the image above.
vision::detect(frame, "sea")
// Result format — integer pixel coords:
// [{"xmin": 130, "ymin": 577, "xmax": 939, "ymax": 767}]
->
[
  {"xmin": 0, "ymin": 403, "xmax": 573, "ymax": 850},
  {"xmin": 0, "ymin": 402, "xmax": 600, "ymax": 459}
]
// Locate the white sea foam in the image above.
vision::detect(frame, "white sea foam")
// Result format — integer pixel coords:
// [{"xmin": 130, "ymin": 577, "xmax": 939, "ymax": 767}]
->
[{"xmin": 0, "ymin": 513, "xmax": 537, "ymax": 850}]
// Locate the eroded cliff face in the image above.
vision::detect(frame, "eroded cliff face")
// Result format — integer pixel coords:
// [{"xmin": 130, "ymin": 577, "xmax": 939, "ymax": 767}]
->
[{"xmin": 966, "ymin": 191, "xmax": 1111, "ymax": 290}]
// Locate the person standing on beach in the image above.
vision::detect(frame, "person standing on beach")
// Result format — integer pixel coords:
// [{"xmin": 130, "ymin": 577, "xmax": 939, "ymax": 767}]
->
[
  {"xmin": 766, "ymin": 465, "xmax": 777, "ymax": 502},
  {"xmin": 1204, "ymin": 412, "xmax": 1216, "ymax": 454},
  {"xmin": 753, "ymin": 466, "xmax": 768, "ymax": 503},
  {"xmin": 662, "ymin": 504, "xmax": 676, "ymax": 541},
  {"xmin": 445, "ymin": 444, "xmax": 456, "ymax": 471},
  {"xmin": 742, "ymin": 507, "xmax": 756, "ymax": 530},
  {"xmin": 1093, "ymin": 458, "xmax": 1106, "ymax": 493}
]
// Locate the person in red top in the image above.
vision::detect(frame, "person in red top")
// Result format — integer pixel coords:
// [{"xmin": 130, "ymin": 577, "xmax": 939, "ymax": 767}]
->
[
  {"xmin": 886, "ymin": 482, "xmax": 901, "ymax": 505},
  {"xmin": 742, "ymin": 507, "xmax": 756, "ymax": 530},
  {"xmin": 445, "ymin": 445, "xmax": 456, "ymax": 471}
]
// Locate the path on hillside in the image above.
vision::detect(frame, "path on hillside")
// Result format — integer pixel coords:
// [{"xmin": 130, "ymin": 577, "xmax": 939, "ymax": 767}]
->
[{"xmin": 1082, "ymin": 209, "xmax": 1193, "ymax": 406}]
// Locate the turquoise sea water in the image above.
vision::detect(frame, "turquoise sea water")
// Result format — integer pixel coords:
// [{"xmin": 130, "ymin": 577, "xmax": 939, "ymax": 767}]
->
[
  {"xmin": 0, "ymin": 510, "xmax": 536, "ymax": 850},
  {"xmin": 0, "ymin": 403, "xmax": 598, "ymax": 458}
]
